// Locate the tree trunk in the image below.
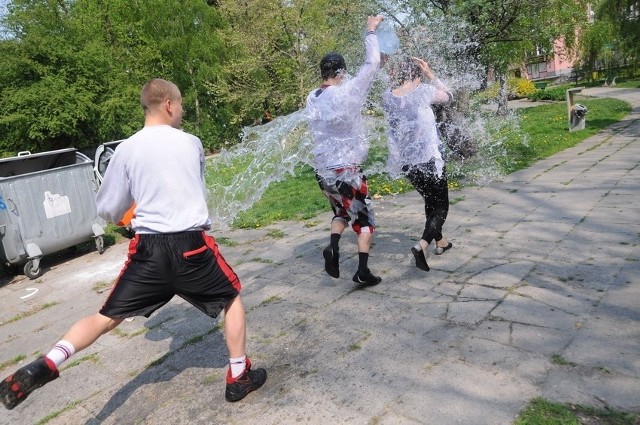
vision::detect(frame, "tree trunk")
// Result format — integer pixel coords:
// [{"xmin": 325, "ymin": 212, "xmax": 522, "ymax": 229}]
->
[{"xmin": 496, "ymin": 72, "xmax": 509, "ymax": 116}]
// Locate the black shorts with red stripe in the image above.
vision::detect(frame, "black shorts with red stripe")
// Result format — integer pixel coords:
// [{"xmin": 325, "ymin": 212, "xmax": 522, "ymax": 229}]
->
[{"xmin": 100, "ymin": 231, "xmax": 241, "ymax": 319}]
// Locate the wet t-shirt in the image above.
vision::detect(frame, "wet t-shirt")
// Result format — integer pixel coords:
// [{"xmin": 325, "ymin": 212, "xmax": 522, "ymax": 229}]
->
[
  {"xmin": 306, "ymin": 33, "xmax": 380, "ymax": 173},
  {"xmin": 382, "ymin": 82, "xmax": 451, "ymax": 178}
]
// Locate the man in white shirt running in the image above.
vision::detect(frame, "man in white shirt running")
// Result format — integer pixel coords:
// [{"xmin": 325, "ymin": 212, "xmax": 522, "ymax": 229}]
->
[
  {"xmin": 306, "ymin": 15, "xmax": 384, "ymax": 286},
  {"xmin": 0, "ymin": 79, "xmax": 266, "ymax": 411}
]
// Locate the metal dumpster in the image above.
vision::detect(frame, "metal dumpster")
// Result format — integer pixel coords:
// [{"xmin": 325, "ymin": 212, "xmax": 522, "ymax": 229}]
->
[{"xmin": 0, "ymin": 149, "xmax": 105, "ymax": 279}]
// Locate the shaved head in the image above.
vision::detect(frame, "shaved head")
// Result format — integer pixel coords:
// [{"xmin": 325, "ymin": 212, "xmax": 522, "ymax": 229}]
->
[
  {"xmin": 140, "ymin": 78, "xmax": 184, "ymax": 128},
  {"xmin": 140, "ymin": 78, "xmax": 181, "ymax": 114}
]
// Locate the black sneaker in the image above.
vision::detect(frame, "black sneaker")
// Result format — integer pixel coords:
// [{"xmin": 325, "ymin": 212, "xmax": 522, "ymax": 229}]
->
[
  {"xmin": 323, "ymin": 245, "xmax": 340, "ymax": 278},
  {"xmin": 225, "ymin": 359, "xmax": 267, "ymax": 402},
  {"xmin": 411, "ymin": 247, "xmax": 430, "ymax": 271},
  {"xmin": 352, "ymin": 269, "xmax": 382, "ymax": 286},
  {"xmin": 0, "ymin": 357, "xmax": 59, "ymax": 410}
]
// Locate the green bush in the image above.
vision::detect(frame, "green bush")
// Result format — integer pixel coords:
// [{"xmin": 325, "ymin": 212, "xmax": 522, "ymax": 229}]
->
[{"xmin": 527, "ymin": 86, "xmax": 567, "ymax": 101}]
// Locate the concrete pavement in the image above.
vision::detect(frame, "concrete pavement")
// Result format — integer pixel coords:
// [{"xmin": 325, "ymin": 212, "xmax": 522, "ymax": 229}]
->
[{"xmin": 0, "ymin": 87, "xmax": 638, "ymax": 424}]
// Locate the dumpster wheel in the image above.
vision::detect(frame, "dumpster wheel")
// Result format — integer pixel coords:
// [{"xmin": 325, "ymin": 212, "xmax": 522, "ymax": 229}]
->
[
  {"xmin": 24, "ymin": 260, "xmax": 43, "ymax": 280},
  {"xmin": 95, "ymin": 236, "xmax": 105, "ymax": 254}
]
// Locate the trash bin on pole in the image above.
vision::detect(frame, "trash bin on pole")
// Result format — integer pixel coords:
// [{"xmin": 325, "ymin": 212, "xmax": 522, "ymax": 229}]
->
[
  {"xmin": 0, "ymin": 149, "xmax": 105, "ymax": 279},
  {"xmin": 566, "ymin": 87, "xmax": 587, "ymax": 132},
  {"xmin": 570, "ymin": 103, "xmax": 588, "ymax": 131}
]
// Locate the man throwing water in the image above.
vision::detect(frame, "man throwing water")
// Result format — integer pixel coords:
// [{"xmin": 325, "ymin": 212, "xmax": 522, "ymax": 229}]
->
[
  {"xmin": 0, "ymin": 79, "xmax": 266, "ymax": 411},
  {"xmin": 306, "ymin": 15, "xmax": 384, "ymax": 286}
]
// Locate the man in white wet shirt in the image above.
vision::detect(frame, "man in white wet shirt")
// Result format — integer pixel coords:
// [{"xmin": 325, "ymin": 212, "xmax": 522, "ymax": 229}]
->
[
  {"xmin": 306, "ymin": 15, "xmax": 384, "ymax": 286},
  {"xmin": 382, "ymin": 57, "xmax": 454, "ymax": 271}
]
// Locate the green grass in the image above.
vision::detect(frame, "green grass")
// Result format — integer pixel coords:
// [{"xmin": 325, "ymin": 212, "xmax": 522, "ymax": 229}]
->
[
  {"xmin": 0, "ymin": 354, "xmax": 26, "ymax": 372},
  {"xmin": 499, "ymin": 98, "xmax": 631, "ymax": 174},
  {"xmin": 216, "ymin": 236, "xmax": 239, "ymax": 246},
  {"xmin": 60, "ymin": 353, "xmax": 99, "ymax": 371},
  {"xmin": 1, "ymin": 302, "xmax": 59, "ymax": 327},
  {"xmin": 583, "ymin": 76, "xmax": 640, "ymax": 89},
  {"xmin": 551, "ymin": 354, "xmax": 577, "ymax": 367},
  {"xmin": 36, "ymin": 400, "xmax": 80, "ymax": 424},
  {"xmin": 515, "ymin": 397, "xmax": 637, "ymax": 425},
  {"xmin": 231, "ymin": 166, "xmax": 328, "ymax": 229},
  {"xmin": 210, "ymin": 97, "xmax": 631, "ymax": 229},
  {"xmin": 103, "ymin": 223, "xmax": 131, "ymax": 245},
  {"xmin": 612, "ymin": 77, "xmax": 640, "ymax": 89}
]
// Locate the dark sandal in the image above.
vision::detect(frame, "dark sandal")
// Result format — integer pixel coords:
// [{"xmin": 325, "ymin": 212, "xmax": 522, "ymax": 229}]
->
[{"xmin": 434, "ymin": 242, "xmax": 453, "ymax": 255}]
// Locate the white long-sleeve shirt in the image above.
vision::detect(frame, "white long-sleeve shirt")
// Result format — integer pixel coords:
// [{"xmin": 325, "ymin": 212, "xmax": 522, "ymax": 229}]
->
[
  {"xmin": 96, "ymin": 125, "xmax": 211, "ymax": 234},
  {"xmin": 306, "ymin": 33, "xmax": 380, "ymax": 172},
  {"xmin": 381, "ymin": 81, "xmax": 452, "ymax": 178}
]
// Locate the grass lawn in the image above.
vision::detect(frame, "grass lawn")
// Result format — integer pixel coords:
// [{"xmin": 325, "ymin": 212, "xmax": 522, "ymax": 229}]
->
[
  {"xmin": 231, "ymin": 166, "xmax": 327, "ymax": 229},
  {"xmin": 584, "ymin": 76, "xmax": 640, "ymax": 89},
  {"xmin": 500, "ymin": 97, "xmax": 631, "ymax": 173}
]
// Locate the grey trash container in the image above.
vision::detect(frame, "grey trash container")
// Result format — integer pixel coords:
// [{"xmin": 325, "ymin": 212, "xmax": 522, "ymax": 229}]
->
[{"xmin": 0, "ymin": 149, "xmax": 105, "ymax": 279}]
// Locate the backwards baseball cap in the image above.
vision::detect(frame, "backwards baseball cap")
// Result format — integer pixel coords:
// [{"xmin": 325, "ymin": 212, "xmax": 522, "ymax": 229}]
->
[{"xmin": 320, "ymin": 53, "xmax": 347, "ymax": 80}]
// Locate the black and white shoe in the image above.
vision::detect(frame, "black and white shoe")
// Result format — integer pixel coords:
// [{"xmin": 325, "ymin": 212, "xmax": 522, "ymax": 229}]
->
[{"xmin": 352, "ymin": 269, "xmax": 382, "ymax": 286}]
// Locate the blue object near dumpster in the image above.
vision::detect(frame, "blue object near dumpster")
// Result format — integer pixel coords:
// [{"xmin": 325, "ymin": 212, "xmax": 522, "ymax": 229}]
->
[{"xmin": 0, "ymin": 149, "xmax": 105, "ymax": 279}]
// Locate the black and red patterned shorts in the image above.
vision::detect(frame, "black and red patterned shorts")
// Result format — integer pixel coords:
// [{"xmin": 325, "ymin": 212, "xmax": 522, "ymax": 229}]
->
[{"xmin": 316, "ymin": 167, "xmax": 375, "ymax": 234}]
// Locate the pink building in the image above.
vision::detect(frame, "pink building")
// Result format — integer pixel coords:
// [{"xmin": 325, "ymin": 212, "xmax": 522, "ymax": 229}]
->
[
  {"xmin": 520, "ymin": 4, "xmax": 597, "ymax": 81},
  {"xmin": 523, "ymin": 38, "xmax": 577, "ymax": 81}
]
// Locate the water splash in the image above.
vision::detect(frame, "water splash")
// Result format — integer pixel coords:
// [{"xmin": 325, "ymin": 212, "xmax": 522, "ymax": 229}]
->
[
  {"xmin": 370, "ymin": 13, "xmax": 526, "ymax": 186},
  {"xmin": 203, "ymin": 12, "xmax": 526, "ymax": 226},
  {"xmin": 204, "ymin": 110, "xmax": 312, "ymax": 228}
]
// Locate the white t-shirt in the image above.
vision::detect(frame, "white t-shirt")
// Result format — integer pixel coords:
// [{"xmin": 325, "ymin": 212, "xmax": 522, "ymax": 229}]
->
[
  {"xmin": 306, "ymin": 33, "xmax": 380, "ymax": 172},
  {"xmin": 382, "ymin": 81, "xmax": 451, "ymax": 178},
  {"xmin": 96, "ymin": 125, "xmax": 211, "ymax": 233}
]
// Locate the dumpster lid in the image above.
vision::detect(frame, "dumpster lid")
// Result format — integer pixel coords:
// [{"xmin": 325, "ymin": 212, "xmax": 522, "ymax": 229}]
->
[{"xmin": 0, "ymin": 148, "xmax": 91, "ymax": 179}]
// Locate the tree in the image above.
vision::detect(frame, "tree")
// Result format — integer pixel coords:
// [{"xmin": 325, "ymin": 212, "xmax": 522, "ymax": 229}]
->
[
  {"xmin": 0, "ymin": 0, "xmax": 108, "ymax": 153},
  {"xmin": 374, "ymin": 0, "xmax": 589, "ymax": 114},
  {"xmin": 0, "ymin": 0, "xmax": 229, "ymax": 154},
  {"xmin": 579, "ymin": 0, "xmax": 640, "ymax": 78},
  {"xmin": 214, "ymin": 0, "xmax": 366, "ymax": 127}
]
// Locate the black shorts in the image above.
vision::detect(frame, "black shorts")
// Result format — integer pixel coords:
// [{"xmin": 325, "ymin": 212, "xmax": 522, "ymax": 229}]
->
[{"xmin": 100, "ymin": 231, "xmax": 241, "ymax": 319}]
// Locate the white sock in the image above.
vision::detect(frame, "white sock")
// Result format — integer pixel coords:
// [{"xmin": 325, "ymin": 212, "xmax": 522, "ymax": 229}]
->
[
  {"xmin": 229, "ymin": 355, "xmax": 247, "ymax": 378},
  {"xmin": 419, "ymin": 240, "xmax": 430, "ymax": 259},
  {"xmin": 46, "ymin": 340, "xmax": 76, "ymax": 368}
]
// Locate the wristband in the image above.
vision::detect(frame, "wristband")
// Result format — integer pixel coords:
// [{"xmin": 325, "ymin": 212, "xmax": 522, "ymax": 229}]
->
[{"xmin": 366, "ymin": 30, "xmax": 375, "ymax": 36}]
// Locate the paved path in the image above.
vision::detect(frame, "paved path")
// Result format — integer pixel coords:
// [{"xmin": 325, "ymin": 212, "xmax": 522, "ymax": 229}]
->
[{"xmin": 1, "ymin": 87, "xmax": 638, "ymax": 425}]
